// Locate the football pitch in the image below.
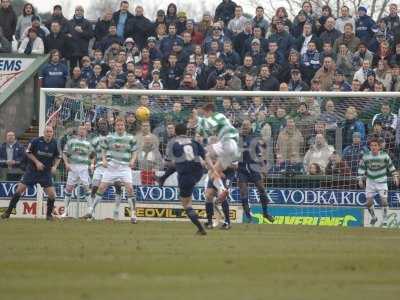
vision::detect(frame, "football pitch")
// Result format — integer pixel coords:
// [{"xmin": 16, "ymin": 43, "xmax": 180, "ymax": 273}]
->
[{"xmin": 1, "ymin": 220, "xmax": 400, "ymax": 300}]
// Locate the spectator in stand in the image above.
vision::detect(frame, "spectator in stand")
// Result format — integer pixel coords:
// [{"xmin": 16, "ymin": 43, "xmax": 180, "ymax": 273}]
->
[
  {"xmin": 276, "ymin": 118, "xmax": 304, "ymax": 165},
  {"xmin": 232, "ymin": 20, "xmax": 253, "ymax": 58},
  {"xmin": 317, "ymin": 5, "xmax": 333, "ymax": 35},
  {"xmin": 288, "ymin": 68, "xmax": 309, "ymax": 91},
  {"xmin": 325, "ymin": 152, "xmax": 351, "ymax": 176},
  {"xmin": 185, "ymin": 19, "xmax": 203, "ymax": 46},
  {"xmin": 372, "ymin": 102, "xmax": 397, "ymax": 131},
  {"xmin": 198, "ymin": 11, "xmax": 213, "ymax": 37},
  {"xmin": 320, "ymin": 17, "xmax": 341, "ymax": 46},
  {"xmin": 21, "ymin": 15, "xmax": 50, "ymax": 42},
  {"xmin": 256, "ymin": 64, "xmax": 279, "ymax": 91},
  {"xmin": 368, "ymin": 120, "xmax": 396, "ymax": 157},
  {"xmin": 355, "ymin": 6, "xmax": 377, "ymax": 46},
  {"xmin": 253, "ymin": 6, "xmax": 268, "ymax": 36},
  {"xmin": 334, "ymin": 23, "xmax": 361, "ymax": 54},
  {"xmin": 336, "ymin": 44, "xmax": 354, "ymax": 82},
  {"xmin": 341, "ymin": 106, "xmax": 366, "ymax": 150},
  {"xmin": 320, "ymin": 100, "xmax": 341, "ymax": 132},
  {"xmin": 219, "ymin": 40, "xmax": 241, "ymax": 69},
  {"xmin": 18, "ymin": 27, "xmax": 44, "ymax": 54},
  {"xmin": 360, "ymin": 70, "xmax": 378, "ymax": 91},
  {"xmin": 269, "ymin": 18, "xmax": 295, "ymax": 59},
  {"xmin": 319, "ymin": 41, "xmax": 336, "ymax": 64},
  {"xmin": 153, "ymin": 9, "xmax": 166, "ymax": 30},
  {"xmin": 99, "ymin": 24, "xmax": 124, "ymax": 53},
  {"xmin": 390, "ymin": 43, "xmax": 400, "ymax": 66},
  {"xmin": 160, "ymin": 23, "xmax": 183, "ymax": 60},
  {"xmin": 383, "ymin": 3, "xmax": 399, "ymax": 36},
  {"xmin": 336, "ymin": 6, "xmax": 355, "ymax": 34},
  {"xmin": 0, "ymin": 0, "xmax": 16, "ymax": 42},
  {"xmin": 214, "ymin": 0, "xmax": 236, "ymax": 26},
  {"xmin": 274, "ymin": 7, "xmax": 292, "ymax": 32},
  {"xmin": 372, "ymin": 40, "xmax": 392, "ymax": 66},
  {"xmin": 0, "ymin": 131, "xmax": 25, "ymax": 181},
  {"xmin": 295, "ymin": 22, "xmax": 321, "ymax": 55},
  {"xmin": 175, "ymin": 11, "xmax": 187, "ymax": 35},
  {"xmin": 66, "ymin": 6, "xmax": 94, "ymax": 70},
  {"xmin": 39, "ymin": 50, "xmax": 68, "ymax": 88},
  {"xmin": 374, "ymin": 59, "xmax": 392, "ymax": 91},
  {"xmin": 352, "ymin": 42, "xmax": 374, "ymax": 69},
  {"xmin": 292, "ymin": 102, "xmax": 316, "ymax": 140},
  {"xmin": 343, "ymin": 132, "xmax": 368, "ymax": 175},
  {"xmin": 15, "ymin": 2, "xmax": 35, "ymax": 42},
  {"xmin": 165, "ymin": 3, "xmax": 177, "ymax": 26},
  {"xmin": 94, "ymin": 9, "xmax": 113, "ymax": 49},
  {"xmin": 247, "ymin": 38, "xmax": 265, "ymax": 66},
  {"xmin": 391, "ymin": 64, "xmax": 400, "ymax": 91},
  {"xmin": 126, "ymin": 5, "xmax": 153, "ymax": 49},
  {"xmin": 353, "ymin": 59, "xmax": 371, "ymax": 83},
  {"xmin": 300, "ymin": 40, "xmax": 321, "ymax": 84},
  {"xmin": 45, "ymin": 5, "xmax": 68, "ymax": 34},
  {"xmin": 0, "ymin": 27, "xmax": 11, "ymax": 53},
  {"xmin": 303, "ymin": 134, "xmax": 334, "ymax": 173},
  {"xmin": 227, "ymin": 6, "xmax": 248, "ymax": 36},
  {"xmin": 313, "ymin": 56, "xmax": 335, "ymax": 91},
  {"xmin": 66, "ymin": 67, "xmax": 82, "ymax": 88},
  {"xmin": 45, "ymin": 21, "xmax": 69, "ymax": 59},
  {"xmin": 333, "ymin": 69, "xmax": 352, "ymax": 91},
  {"xmin": 113, "ymin": 0, "xmax": 133, "ymax": 39}
]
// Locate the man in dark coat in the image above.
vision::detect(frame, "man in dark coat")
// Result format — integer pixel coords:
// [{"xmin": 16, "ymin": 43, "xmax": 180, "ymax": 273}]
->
[{"xmin": 0, "ymin": 0, "xmax": 17, "ymax": 42}]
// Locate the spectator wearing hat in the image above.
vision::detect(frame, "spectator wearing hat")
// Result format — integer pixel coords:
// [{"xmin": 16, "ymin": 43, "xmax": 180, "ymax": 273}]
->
[
  {"xmin": 175, "ymin": 11, "xmax": 187, "ymax": 35},
  {"xmin": 22, "ymin": 15, "xmax": 50, "ymax": 42},
  {"xmin": 333, "ymin": 23, "xmax": 361, "ymax": 54},
  {"xmin": 215, "ymin": 0, "xmax": 237, "ymax": 26},
  {"xmin": 227, "ymin": 6, "xmax": 248, "ymax": 36},
  {"xmin": 360, "ymin": 69, "xmax": 378, "ymax": 91},
  {"xmin": 94, "ymin": 9, "xmax": 114, "ymax": 48},
  {"xmin": 0, "ymin": 27, "xmax": 11, "ymax": 52},
  {"xmin": 247, "ymin": 38, "xmax": 266, "ymax": 66},
  {"xmin": 153, "ymin": 9, "xmax": 166, "ymax": 30},
  {"xmin": 18, "ymin": 27, "xmax": 44, "ymax": 54},
  {"xmin": 333, "ymin": 69, "xmax": 352, "ymax": 91},
  {"xmin": 288, "ymin": 68, "xmax": 309, "ymax": 91},
  {"xmin": 336, "ymin": 5, "xmax": 356, "ymax": 34},
  {"xmin": 125, "ymin": 5, "xmax": 152, "ymax": 49},
  {"xmin": 303, "ymin": 134, "xmax": 334, "ymax": 174},
  {"xmin": 300, "ymin": 40, "xmax": 320, "ymax": 84},
  {"xmin": 45, "ymin": 5, "xmax": 69, "ymax": 34},
  {"xmin": 16, "ymin": 3, "xmax": 36, "ymax": 42},
  {"xmin": 65, "ymin": 6, "xmax": 94, "ymax": 70},
  {"xmin": 0, "ymin": 0, "xmax": 16, "ymax": 42},
  {"xmin": 355, "ymin": 6, "xmax": 377, "ymax": 45},
  {"xmin": 313, "ymin": 56, "xmax": 335, "ymax": 91}
]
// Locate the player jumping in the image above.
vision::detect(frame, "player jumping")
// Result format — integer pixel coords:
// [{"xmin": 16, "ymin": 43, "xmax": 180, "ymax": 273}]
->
[
  {"xmin": 1, "ymin": 126, "xmax": 61, "ymax": 220},
  {"xmin": 239, "ymin": 119, "xmax": 274, "ymax": 223},
  {"xmin": 358, "ymin": 138, "xmax": 399, "ymax": 226},
  {"xmin": 84, "ymin": 117, "xmax": 138, "ymax": 223},
  {"xmin": 62, "ymin": 125, "xmax": 94, "ymax": 218}
]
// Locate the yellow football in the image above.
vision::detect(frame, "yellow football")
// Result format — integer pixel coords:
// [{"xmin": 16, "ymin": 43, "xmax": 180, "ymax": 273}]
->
[{"xmin": 135, "ymin": 106, "xmax": 150, "ymax": 121}]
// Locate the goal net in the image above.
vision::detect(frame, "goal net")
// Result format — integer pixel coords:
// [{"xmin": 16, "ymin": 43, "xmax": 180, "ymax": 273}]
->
[{"xmin": 39, "ymin": 88, "xmax": 400, "ymax": 227}]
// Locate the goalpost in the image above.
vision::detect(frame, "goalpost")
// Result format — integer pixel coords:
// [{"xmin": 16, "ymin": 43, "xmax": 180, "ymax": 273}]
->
[{"xmin": 38, "ymin": 88, "xmax": 400, "ymax": 227}]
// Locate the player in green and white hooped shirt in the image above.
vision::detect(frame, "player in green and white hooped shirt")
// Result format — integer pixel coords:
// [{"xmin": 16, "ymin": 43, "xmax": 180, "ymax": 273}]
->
[
  {"xmin": 195, "ymin": 103, "xmax": 239, "ymax": 201},
  {"xmin": 358, "ymin": 138, "xmax": 399, "ymax": 226},
  {"xmin": 85, "ymin": 117, "xmax": 138, "ymax": 223},
  {"xmin": 62, "ymin": 125, "xmax": 94, "ymax": 218}
]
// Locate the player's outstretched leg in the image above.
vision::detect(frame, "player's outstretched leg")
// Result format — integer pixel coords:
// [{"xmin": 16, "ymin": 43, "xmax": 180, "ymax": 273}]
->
[
  {"xmin": 1, "ymin": 184, "xmax": 27, "ymax": 219},
  {"xmin": 366, "ymin": 197, "xmax": 378, "ymax": 225}
]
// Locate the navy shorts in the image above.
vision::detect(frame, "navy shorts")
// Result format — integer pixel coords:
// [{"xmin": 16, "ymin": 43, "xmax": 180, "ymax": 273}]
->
[
  {"xmin": 21, "ymin": 170, "xmax": 54, "ymax": 188},
  {"xmin": 238, "ymin": 168, "xmax": 262, "ymax": 183},
  {"xmin": 178, "ymin": 171, "xmax": 203, "ymax": 198}
]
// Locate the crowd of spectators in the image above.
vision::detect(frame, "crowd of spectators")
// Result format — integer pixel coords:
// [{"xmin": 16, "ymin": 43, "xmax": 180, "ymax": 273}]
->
[{"xmin": 1, "ymin": 0, "xmax": 400, "ymax": 183}]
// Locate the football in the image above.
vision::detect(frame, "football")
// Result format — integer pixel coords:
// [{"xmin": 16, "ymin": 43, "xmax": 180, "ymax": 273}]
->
[{"xmin": 135, "ymin": 106, "xmax": 150, "ymax": 121}]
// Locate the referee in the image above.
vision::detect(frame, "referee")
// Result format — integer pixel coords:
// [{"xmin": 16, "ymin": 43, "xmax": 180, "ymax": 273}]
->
[{"xmin": 1, "ymin": 126, "xmax": 61, "ymax": 220}]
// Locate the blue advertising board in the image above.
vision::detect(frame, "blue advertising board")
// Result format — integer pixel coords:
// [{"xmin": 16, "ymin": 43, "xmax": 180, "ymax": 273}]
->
[
  {"xmin": 249, "ymin": 205, "xmax": 364, "ymax": 227},
  {"xmin": 0, "ymin": 182, "xmax": 399, "ymax": 208}
]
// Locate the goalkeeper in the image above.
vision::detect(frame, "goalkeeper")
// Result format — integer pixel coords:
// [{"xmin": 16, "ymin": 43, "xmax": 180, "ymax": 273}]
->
[{"xmin": 358, "ymin": 138, "xmax": 399, "ymax": 226}]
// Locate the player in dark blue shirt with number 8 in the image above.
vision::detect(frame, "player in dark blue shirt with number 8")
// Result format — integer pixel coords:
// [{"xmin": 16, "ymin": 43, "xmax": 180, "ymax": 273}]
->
[{"xmin": 1, "ymin": 126, "xmax": 61, "ymax": 220}]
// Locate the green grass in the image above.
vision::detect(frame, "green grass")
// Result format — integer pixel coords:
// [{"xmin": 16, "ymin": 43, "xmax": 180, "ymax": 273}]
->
[{"xmin": 0, "ymin": 220, "xmax": 400, "ymax": 300}]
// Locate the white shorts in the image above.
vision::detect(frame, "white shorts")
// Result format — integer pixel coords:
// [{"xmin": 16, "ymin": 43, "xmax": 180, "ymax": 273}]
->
[
  {"xmin": 92, "ymin": 165, "xmax": 106, "ymax": 186},
  {"xmin": 366, "ymin": 178, "xmax": 388, "ymax": 199},
  {"xmin": 102, "ymin": 162, "xmax": 132, "ymax": 184},
  {"xmin": 66, "ymin": 164, "xmax": 90, "ymax": 187},
  {"xmin": 211, "ymin": 139, "xmax": 239, "ymax": 169}
]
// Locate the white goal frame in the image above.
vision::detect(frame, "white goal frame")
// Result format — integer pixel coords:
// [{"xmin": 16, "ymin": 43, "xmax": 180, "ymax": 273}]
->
[{"xmin": 37, "ymin": 88, "xmax": 400, "ymax": 219}]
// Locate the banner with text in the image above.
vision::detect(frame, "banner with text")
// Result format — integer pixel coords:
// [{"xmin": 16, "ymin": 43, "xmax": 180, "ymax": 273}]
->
[{"xmin": 0, "ymin": 58, "xmax": 35, "ymax": 91}]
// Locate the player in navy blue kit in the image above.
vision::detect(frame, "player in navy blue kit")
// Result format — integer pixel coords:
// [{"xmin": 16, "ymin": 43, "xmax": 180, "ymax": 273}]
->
[
  {"xmin": 239, "ymin": 120, "xmax": 274, "ymax": 223},
  {"xmin": 1, "ymin": 126, "xmax": 61, "ymax": 220},
  {"xmin": 162, "ymin": 123, "xmax": 207, "ymax": 235}
]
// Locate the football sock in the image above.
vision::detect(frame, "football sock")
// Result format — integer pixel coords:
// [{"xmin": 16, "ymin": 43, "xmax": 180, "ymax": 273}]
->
[
  {"xmin": 46, "ymin": 198, "xmax": 55, "ymax": 217},
  {"xmin": 221, "ymin": 199, "xmax": 230, "ymax": 224},
  {"xmin": 114, "ymin": 193, "xmax": 121, "ymax": 219},
  {"xmin": 128, "ymin": 196, "xmax": 136, "ymax": 217},
  {"xmin": 213, "ymin": 178, "xmax": 225, "ymax": 194},
  {"xmin": 185, "ymin": 207, "xmax": 204, "ymax": 231},
  {"xmin": 259, "ymin": 193, "xmax": 269, "ymax": 216},
  {"xmin": 368, "ymin": 206, "xmax": 376, "ymax": 218},
  {"xmin": 205, "ymin": 202, "xmax": 214, "ymax": 223},
  {"xmin": 383, "ymin": 206, "xmax": 388, "ymax": 220},
  {"xmin": 89, "ymin": 193, "xmax": 102, "ymax": 215},
  {"xmin": 64, "ymin": 191, "xmax": 72, "ymax": 214},
  {"xmin": 6, "ymin": 192, "xmax": 21, "ymax": 214},
  {"xmin": 241, "ymin": 196, "xmax": 251, "ymax": 217}
]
